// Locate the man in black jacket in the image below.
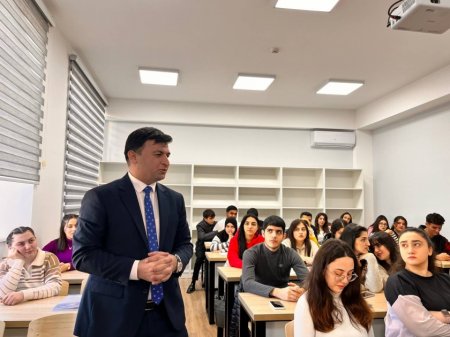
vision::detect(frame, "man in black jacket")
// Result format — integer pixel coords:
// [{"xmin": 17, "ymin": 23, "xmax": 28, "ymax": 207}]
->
[{"xmin": 187, "ymin": 209, "xmax": 217, "ymax": 293}]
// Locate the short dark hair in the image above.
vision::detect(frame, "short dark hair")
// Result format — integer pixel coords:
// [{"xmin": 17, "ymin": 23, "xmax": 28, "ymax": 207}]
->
[
  {"xmin": 246, "ymin": 208, "xmax": 259, "ymax": 217},
  {"xmin": 6, "ymin": 226, "xmax": 35, "ymax": 246},
  {"xmin": 262, "ymin": 215, "xmax": 286, "ymax": 232},
  {"xmin": 426, "ymin": 213, "xmax": 445, "ymax": 226},
  {"xmin": 300, "ymin": 211, "xmax": 312, "ymax": 218},
  {"xmin": 124, "ymin": 127, "xmax": 172, "ymax": 162},
  {"xmin": 226, "ymin": 205, "xmax": 238, "ymax": 213},
  {"xmin": 203, "ymin": 209, "xmax": 215, "ymax": 219}
]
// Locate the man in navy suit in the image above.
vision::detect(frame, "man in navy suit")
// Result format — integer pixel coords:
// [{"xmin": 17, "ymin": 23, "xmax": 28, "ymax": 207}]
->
[{"xmin": 73, "ymin": 127, "xmax": 193, "ymax": 337}]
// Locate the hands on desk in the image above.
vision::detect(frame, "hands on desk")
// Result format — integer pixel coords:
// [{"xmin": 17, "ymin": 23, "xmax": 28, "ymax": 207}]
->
[
  {"xmin": 272, "ymin": 282, "xmax": 306, "ymax": 302},
  {"xmin": 137, "ymin": 251, "xmax": 177, "ymax": 284},
  {"xmin": 436, "ymin": 253, "xmax": 450, "ymax": 261},
  {"xmin": 1, "ymin": 291, "xmax": 25, "ymax": 306}
]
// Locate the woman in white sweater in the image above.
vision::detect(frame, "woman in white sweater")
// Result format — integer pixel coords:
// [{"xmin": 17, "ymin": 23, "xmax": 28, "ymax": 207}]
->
[
  {"xmin": 295, "ymin": 239, "xmax": 374, "ymax": 337},
  {"xmin": 283, "ymin": 219, "xmax": 319, "ymax": 266},
  {"xmin": 369, "ymin": 231, "xmax": 399, "ymax": 287},
  {"xmin": 340, "ymin": 224, "xmax": 383, "ymax": 293}
]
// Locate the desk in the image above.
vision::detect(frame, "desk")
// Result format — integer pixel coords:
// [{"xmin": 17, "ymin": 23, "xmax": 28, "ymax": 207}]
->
[
  {"xmin": 205, "ymin": 251, "xmax": 227, "ymax": 324},
  {"xmin": 218, "ymin": 267, "xmax": 241, "ymax": 337},
  {"xmin": 435, "ymin": 260, "xmax": 450, "ymax": 269},
  {"xmin": 238, "ymin": 292, "xmax": 387, "ymax": 337},
  {"xmin": 61, "ymin": 270, "xmax": 89, "ymax": 284},
  {"xmin": 0, "ymin": 296, "xmax": 76, "ymax": 328},
  {"xmin": 204, "ymin": 241, "xmax": 212, "ymax": 250}
]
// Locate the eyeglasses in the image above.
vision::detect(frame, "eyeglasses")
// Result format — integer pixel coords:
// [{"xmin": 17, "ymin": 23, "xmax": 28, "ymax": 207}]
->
[{"xmin": 331, "ymin": 271, "xmax": 358, "ymax": 283}]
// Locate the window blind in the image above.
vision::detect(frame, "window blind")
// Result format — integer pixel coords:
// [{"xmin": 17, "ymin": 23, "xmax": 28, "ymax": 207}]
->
[
  {"xmin": 63, "ymin": 59, "xmax": 106, "ymax": 214},
  {"xmin": 0, "ymin": 0, "xmax": 49, "ymax": 182}
]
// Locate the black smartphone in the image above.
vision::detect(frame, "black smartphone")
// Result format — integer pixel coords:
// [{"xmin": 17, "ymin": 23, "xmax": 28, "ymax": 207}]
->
[{"xmin": 269, "ymin": 300, "xmax": 285, "ymax": 310}]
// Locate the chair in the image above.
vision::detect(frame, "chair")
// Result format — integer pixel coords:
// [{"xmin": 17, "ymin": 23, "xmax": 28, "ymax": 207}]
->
[
  {"xmin": 59, "ymin": 280, "xmax": 69, "ymax": 296},
  {"xmin": 0, "ymin": 320, "xmax": 5, "ymax": 337},
  {"xmin": 285, "ymin": 320, "xmax": 294, "ymax": 337},
  {"xmin": 26, "ymin": 313, "xmax": 77, "ymax": 337}
]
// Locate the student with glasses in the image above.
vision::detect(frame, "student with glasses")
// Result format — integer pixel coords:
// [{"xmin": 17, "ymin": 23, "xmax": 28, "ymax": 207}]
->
[
  {"xmin": 43, "ymin": 214, "xmax": 79, "ymax": 272},
  {"xmin": 294, "ymin": 239, "xmax": 374, "ymax": 337}
]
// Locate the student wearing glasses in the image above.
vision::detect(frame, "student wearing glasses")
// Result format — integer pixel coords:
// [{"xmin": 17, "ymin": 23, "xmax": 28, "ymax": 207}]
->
[
  {"xmin": 43, "ymin": 214, "xmax": 79, "ymax": 272},
  {"xmin": 294, "ymin": 239, "xmax": 374, "ymax": 337},
  {"xmin": 385, "ymin": 227, "xmax": 450, "ymax": 336}
]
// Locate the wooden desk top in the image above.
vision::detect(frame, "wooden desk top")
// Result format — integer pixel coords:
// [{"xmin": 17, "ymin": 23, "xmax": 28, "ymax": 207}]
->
[
  {"xmin": 218, "ymin": 266, "xmax": 242, "ymax": 282},
  {"xmin": 61, "ymin": 270, "xmax": 89, "ymax": 284},
  {"xmin": 204, "ymin": 241, "xmax": 212, "ymax": 250},
  {"xmin": 205, "ymin": 251, "xmax": 227, "ymax": 262},
  {"xmin": 435, "ymin": 260, "xmax": 450, "ymax": 268},
  {"xmin": 218, "ymin": 267, "xmax": 299, "ymax": 283},
  {"xmin": 0, "ymin": 296, "xmax": 76, "ymax": 328},
  {"xmin": 238, "ymin": 292, "xmax": 387, "ymax": 322}
]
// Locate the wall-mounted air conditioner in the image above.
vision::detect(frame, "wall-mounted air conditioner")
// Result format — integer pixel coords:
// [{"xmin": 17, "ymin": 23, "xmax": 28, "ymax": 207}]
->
[{"xmin": 310, "ymin": 130, "xmax": 356, "ymax": 149}]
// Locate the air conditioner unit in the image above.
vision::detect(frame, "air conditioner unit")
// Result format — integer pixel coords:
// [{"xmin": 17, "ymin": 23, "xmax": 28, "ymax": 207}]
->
[{"xmin": 310, "ymin": 130, "xmax": 356, "ymax": 149}]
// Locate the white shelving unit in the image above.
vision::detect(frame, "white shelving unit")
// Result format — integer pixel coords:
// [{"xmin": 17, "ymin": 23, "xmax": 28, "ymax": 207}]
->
[{"xmin": 99, "ymin": 163, "xmax": 364, "ymax": 269}]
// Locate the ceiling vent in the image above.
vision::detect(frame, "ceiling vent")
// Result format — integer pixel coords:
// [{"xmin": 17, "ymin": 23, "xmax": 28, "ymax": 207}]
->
[{"xmin": 310, "ymin": 130, "xmax": 356, "ymax": 149}]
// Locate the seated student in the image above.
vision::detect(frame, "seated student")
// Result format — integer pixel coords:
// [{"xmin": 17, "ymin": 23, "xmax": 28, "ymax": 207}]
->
[
  {"xmin": 300, "ymin": 211, "xmax": 320, "ymax": 246},
  {"xmin": 242, "ymin": 215, "xmax": 309, "ymax": 300},
  {"xmin": 314, "ymin": 212, "xmax": 330, "ymax": 244},
  {"xmin": 187, "ymin": 208, "xmax": 217, "ymax": 294},
  {"xmin": 213, "ymin": 205, "xmax": 238, "ymax": 231},
  {"xmin": 246, "ymin": 207, "xmax": 263, "ymax": 229},
  {"xmin": 227, "ymin": 213, "xmax": 264, "ymax": 268},
  {"xmin": 295, "ymin": 239, "xmax": 374, "ymax": 337},
  {"xmin": 369, "ymin": 232, "xmax": 399, "ymax": 287},
  {"xmin": 422, "ymin": 212, "xmax": 450, "ymax": 261},
  {"xmin": 368, "ymin": 215, "xmax": 389, "ymax": 236},
  {"xmin": 282, "ymin": 219, "xmax": 319, "ymax": 266},
  {"xmin": 323, "ymin": 219, "xmax": 345, "ymax": 242},
  {"xmin": 385, "ymin": 227, "xmax": 450, "ymax": 336},
  {"xmin": 0, "ymin": 226, "xmax": 62, "ymax": 306},
  {"xmin": 385, "ymin": 215, "xmax": 407, "ymax": 244},
  {"xmin": 340, "ymin": 224, "xmax": 383, "ymax": 293},
  {"xmin": 43, "ymin": 214, "xmax": 78, "ymax": 272},
  {"xmin": 210, "ymin": 216, "xmax": 238, "ymax": 253},
  {"xmin": 340, "ymin": 211, "xmax": 353, "ymax": 225}
]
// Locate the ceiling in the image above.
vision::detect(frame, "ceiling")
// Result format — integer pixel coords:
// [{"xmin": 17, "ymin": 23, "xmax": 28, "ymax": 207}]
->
[{"xmin": 43, "ymin": 0, "xmax": 450, "ymax": 111}]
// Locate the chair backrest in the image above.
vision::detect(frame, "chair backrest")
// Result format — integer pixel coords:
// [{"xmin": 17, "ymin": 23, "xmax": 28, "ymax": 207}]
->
[
  {"xmin": 59, "ymin": 280, "xmax": 69, "ymax": 296},
  {"xmin": 0, "ymin": 320, "xmax": 5, "ymax": 337},
  {"xmin": 285, "ymin": 320, "xmax": 294, "ymax": 337},
  {"xmin": 27, "ymin": 313, "xmax": 77, "ymax": 337}
]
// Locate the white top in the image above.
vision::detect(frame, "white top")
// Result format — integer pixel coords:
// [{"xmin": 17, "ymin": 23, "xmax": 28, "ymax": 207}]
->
[
  {"xmin": 294, "ymin": 292, "xmax": 374, "ymax": 337},
  {"xmin": 213, "ymin": 218, "xmax": 226, "ymax": 231},
  {"xmin": 282, "ymin": 239, "xmax": 319, "ymax": 266},
  {"xmin": 360, "ymin": 253, "xmax": 384, "ymax": 293}
]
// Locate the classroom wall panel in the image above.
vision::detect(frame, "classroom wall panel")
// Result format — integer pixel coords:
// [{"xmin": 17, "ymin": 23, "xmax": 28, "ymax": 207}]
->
[{"xmin": 373, "ymin": 104, "xmax": 450, "ymax": 238}]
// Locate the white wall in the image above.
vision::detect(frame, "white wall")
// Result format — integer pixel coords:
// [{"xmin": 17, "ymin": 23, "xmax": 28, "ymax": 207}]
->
[{"xmin": 372, "ymin": 104, "xmax": 450, "ymax": 238}]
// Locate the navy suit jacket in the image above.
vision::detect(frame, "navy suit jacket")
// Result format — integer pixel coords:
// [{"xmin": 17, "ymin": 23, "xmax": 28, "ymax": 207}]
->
[{"xmin": 73, "ymin": 174, "xmax": 193, "ymax": 337}]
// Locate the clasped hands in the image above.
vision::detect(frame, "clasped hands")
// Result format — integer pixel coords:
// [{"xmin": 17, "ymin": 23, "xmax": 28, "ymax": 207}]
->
[
  {"xmin": 272, "ymin": 282, "xmax": 306, "ymax": 302},
  {"xmin": 137, "ymin": 251, "xmax": 177, "ymax": 284}
]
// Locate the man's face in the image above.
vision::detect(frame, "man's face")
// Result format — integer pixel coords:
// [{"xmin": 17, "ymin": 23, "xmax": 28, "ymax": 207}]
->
[
  {"xmin": 128, "ymin": 140, "xmax": 170, "ymax": 185},
  {"xmin": 205, "ymin": 216, "xmax": 215, "ymax": 225},
  {"xmin": 425, "ymin": 222, "xmax": 442, "ymax": 238},
  {"xmin": 226, "ymin": 210, "xmax": 238, "ymax": 218},
  {"xmin": 262, "ymin": 225, "xmax": 284, "ymax": 252}
]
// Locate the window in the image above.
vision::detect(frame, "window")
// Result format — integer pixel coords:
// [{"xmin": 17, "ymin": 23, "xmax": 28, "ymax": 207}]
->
[
  {"xmin": 63, "ymin": 58, "xmax": 106, "ymax": 214},
  {"xmin": 0, "ymin": 0, "xmax": 49, "ymax": 182}
]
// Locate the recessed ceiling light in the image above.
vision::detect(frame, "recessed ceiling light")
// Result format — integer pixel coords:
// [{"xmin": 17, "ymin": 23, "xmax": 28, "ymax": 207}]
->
[
  {"xmin": 139, "ymin": 68, "xmax": 179, "ymax": 86},
  {"xmin": 275, "ymin": 0, "xmax": 340, "ymax": 12},
  {"xmin": 233, "ymin": 74, "xmax": 275, "ymax": 91},
  {"xmin": 316, "ymin": 80, "xmax": 364, "ymax": 95}
]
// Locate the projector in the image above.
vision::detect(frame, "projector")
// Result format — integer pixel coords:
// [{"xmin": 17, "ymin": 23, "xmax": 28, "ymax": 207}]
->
[{"xmin": 389, "ymin": 0, "xmax": 450, "ymax": 34}]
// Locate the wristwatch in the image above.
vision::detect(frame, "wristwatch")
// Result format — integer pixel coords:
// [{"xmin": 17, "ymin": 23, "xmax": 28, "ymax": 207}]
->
[{"xmin": 174, "ymin": 254, "xmax": 183, "ymax": 273}]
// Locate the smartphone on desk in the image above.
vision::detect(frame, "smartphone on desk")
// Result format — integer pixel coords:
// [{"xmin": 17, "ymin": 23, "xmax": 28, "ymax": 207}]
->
[{"xmin": 269, "ymin": 300, "xmax": 285, "ymax": 310}]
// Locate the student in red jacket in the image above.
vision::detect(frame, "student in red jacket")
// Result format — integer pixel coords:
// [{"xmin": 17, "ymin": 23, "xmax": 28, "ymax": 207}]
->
[{"xmin": 227, "ymin": 214, "xmax": 264, "ymax": 268}]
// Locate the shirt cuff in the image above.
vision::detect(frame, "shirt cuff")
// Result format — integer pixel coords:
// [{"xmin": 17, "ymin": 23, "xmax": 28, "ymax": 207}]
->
[{"xmin": 130, "ymin": 260, "xmax": 139, "ymax": 280}]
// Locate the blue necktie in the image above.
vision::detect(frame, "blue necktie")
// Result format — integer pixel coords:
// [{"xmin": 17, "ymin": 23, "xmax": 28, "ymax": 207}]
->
[{"xmin": 143, "ymin": 186, "xmax": 164, "ymax": 304}]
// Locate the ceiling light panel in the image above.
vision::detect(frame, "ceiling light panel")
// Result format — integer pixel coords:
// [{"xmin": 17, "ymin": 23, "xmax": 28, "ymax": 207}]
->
[
  {"xmin": 139, "ymin": 68, "xmax": 179, "ymax": 86},
  {"xmin": 275, "ymin": 0, "xmax": 340, "ymax": 12},
  {"xmin": 233, "ymin": 74, "xmax": 275, "ymax": 91},
  {"xmin": 316, "ymin": 80, "xmax": 364, "ymax": 95}
]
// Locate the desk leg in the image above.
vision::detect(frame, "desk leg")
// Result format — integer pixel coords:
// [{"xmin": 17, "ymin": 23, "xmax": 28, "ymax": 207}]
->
[
  {"xmin": 208, "ymin": 261, "xmax": 216, "ymax": 324},
  {"xmin": 225, "ymin": 281, "xmax": 236, "ymax": 337},
  {"xmin": 205, "ymin": 260, "xmax": 210, "ymax": 311},
  {"xmin": 217, "ymin": 277, "xmax": 225, "ymax": 337},
  {"xmin": 252, "ymin": 322, "xmax": 266, "ymax": 337},
  {"xmin": 239, "ymin": 300, "xmax": 250, "ymax": 337}
]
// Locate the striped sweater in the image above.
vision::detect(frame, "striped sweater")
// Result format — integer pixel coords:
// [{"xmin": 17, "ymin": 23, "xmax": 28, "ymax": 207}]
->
[{"xmin": 0, "ymin": 249, "xmax": 62, "ymax": 302}]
